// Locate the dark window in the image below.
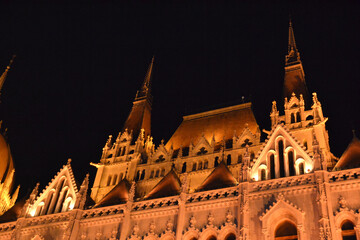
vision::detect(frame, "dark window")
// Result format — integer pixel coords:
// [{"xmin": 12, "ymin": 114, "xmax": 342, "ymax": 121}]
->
[
  {"xmin": 278, "ymin": 140, "xmax": 285, "ymax": 178},
  {"xmin": 260, "ymin": 169, "xmax": 266, "ymax": 181},
  {"xmin": 341, "ymin": 220, "xmax": 356, "ymax": 240},
  {"xmin": 198, "ymin": 162, "xmax": 203, "ymax": 170},
  {"xmin": 225, "ymin": 139, "xmax": 233, "ymax": 149},
  {"xmin": 299, "ymin": 162, "xmax": 305, "ymax": 175},
  {"xmin": 275, "ymin": 221, "xmax": 298, "ymax": 239},
  {"xmin": 270, "ymin": 154, "xmax": 275, "ymax": 179},
  {"xmin": 197, "ymin": 147, "xmax": 208, "ymax": 155},
  {"xmin": 296, "ymin": 112, "xmax": 301, "ymax": 122},
  {"xmin": 250, "ymin": 152, "xmax": 255, "ymax": 161},
  {"xmin": 227, "ymin": 154, "xmax": 232, "ymax": 165},
  {"xmin": 303, "ymin": 141, "xmax": 308, "ymax": 150},
  {"xmin": 181, "ymin": 162, "xmax": 187, "ymax": 173},
  {"xmin": 140, "ymin": 170, "xmax": 145, "ymax": 180},
  {"xmin": 150, "ymin": 170, "xmax": 154, "ymax": 179},
  {"xmin": 224, "ymin": 233, "xmax": 236, "ymax": 240},
  {"xmin": 288, "ymin": 151, "xmax": 295, "ymax": 176},
  {"xmin": 204, "ymin": 161, "xmax": 208, "ymax": 169},
  {"xmin": 160, "ymin": 168, "xmax": 165, "ymax": 177},
  {"xmin": 135, "ymin": 171, "xmax": 140, "ymax": 181},
  {"xmin": 155, "ymin": 169, "xmax": 160, "ymax": 178},
  {"xmin": 214, "ymin": 157, "xmax": 219, "ymax": 167},
  {"xmin": 291, "ymin": 113, "xmax": 295, "ymax": 123},
  {"xmin": 192, "ymin": 163, "xmax": 197, "ymax": 171}
]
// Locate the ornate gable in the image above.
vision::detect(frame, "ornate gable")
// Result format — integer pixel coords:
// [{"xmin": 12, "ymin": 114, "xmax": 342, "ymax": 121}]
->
[
  {"xmin": 28, "ymin": 159, "xmax": 79, "ymax": 217},
  {"xmin": 152, "ymin": 140, "xmax": 171, "ymax": 163},
  {"xmin": 233, "ymin": 125, "xmax": 259, "ymax": 148},
  {"xmin": 192, "ymin": 133, "xmax": 213, "ymax": 156},
  {"xmin": 251, "ymin": 124, "xmax": 312, "ymax": 181}
]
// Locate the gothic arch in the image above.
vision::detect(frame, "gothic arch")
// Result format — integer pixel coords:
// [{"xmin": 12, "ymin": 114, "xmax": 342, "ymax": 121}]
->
[
  {"xmin": 199, "ymin": 227, "xmax": 218, "ymax": 240},
  {"xmin": 183, "ymin": 229, "xmax": 199, "ymax": 240},
  {"xmin": 260, "ymin": 195, "xmax": 306, "ymax": 240},
  {"xmin": 335, "ymin": 210, "xmax": 359, "ymax": 240},
  {"xmin": 218, "ymin": 225, "xmax": 237, "ymax": 240},
  {"xmin": 295, "ymin": 158, "xmax": 306, "ymax": 175}
]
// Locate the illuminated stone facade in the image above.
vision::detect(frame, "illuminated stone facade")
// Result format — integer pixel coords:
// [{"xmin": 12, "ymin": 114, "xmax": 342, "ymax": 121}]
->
[
  {"xmin": 0, "ymin": 22, "xmax": 360, "ymax": 240},
  {"xmin": 0, "ymin": 56, "xmax": 19, "ymax": 217}
]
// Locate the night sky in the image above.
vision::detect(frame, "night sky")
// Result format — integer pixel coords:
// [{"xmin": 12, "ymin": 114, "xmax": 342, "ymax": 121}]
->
[{"xmin": 0, "ymin": 1, "xmax": 359, "ymax": 199}]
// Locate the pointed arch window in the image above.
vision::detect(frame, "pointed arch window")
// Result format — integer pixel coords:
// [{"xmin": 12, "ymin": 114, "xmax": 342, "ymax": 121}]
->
[
  {"xmin": 214, "ymin": 157, "xmax": 219, "ymax": 167},
  {"xmin": 278, "ymin": 140, "xmax": 285, "ymax": 178},
  {"xmin": 204, "ymin": 161, "xmax": 208, "ymax": 169},
  {"xmin": 135, "ymin": 171, "xmax": 140, "ymax": 181},
  {"xmin": 227, "ymin": 154, "xmax": 232, "ymax": 165},
  {"xmin": 198, "ymin": 161, "xmax": 203, "ymax": 170},
  {"xmin": 275, "ymin": 220, "xmax": 298, "ymax": 240},
  {"xmin": 288, "ymin": 151, "xmax": 295, "ymax": 176},
  {"xmin": 119, "ymin": 173, "xmax": 124, "ymax": 180},
  {"xmin": 155, "ymin": 169, "xmax": 160, "ymax": 178},
  {"xmin": 260, "ymin": 169, "xmax": 266, "ymax": 181},
  {"xmin": 140, "ymin": 170, "xmax": 145, "ymax": 180},
  {"xmin": 270, "ymin": 154, "xmax": 275, "ymax": 179},
  {"xmin": 299, "ymin": 162, "xmax": 305, "ymax": 175},
  {"xmin": 181, "ymin": 162, "xmax": 187, "ymax": 173},
  {"xmin": 160, "ymin": 168, "xmax": 165, "ymax": 177},
  {"xmin": 150, "ymin": 170, "xmax": 154, "ymax": 179},
  {"xmin": 341, "ymin": 220, "xmax": 357, "ymax": 240},
  {"xmin": 296, "ymin": 112, "xmax": 301, "ymax": 122},
  {"xmin": 224, "ymin": 233, "xmax": 236, "ymax": 240},
  {"xmin": 238, "ymin": 154, "xmax": 242, "ymax": 163},
  {"xmin": 291, "ymin": 113, "xmax": 296, "ymax": 123},
  {"xmin": 303, "ymin": 141, "xmax": 308, "ymax": 150},
  {"xmin": 192, "ymin": 163, "xmax": 197, "ymax": 171}
]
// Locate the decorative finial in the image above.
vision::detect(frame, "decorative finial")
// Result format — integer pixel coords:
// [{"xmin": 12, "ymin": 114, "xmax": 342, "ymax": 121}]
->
[{"xmin": 67, "ymin": 158, "xmax": 72, "ymax": 164}]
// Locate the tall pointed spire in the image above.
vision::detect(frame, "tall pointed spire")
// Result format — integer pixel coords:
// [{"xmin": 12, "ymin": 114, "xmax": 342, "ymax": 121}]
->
[
  {"xmin": 135, "ymin": 56, "xmax": 154, "ymax": 101},
  {"xmin": 0, "ymin": 55, "xmax": 16, "ymax": 95},
  {"xmin": 283, "ymin": 19, "xmax": 309, "ymax": 100},
  {"xmin": 123, "ymin": 57, "xmax": 154, "ymax": 139},
  {"xmin": 286, "ymin": 19, "xmax": 301, "ymax": 66}
]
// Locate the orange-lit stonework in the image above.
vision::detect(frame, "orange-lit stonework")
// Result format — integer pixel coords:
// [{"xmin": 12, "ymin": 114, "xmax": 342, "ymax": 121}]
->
[{"xmin": 0, "ymin": 21, "xmax": 359, "ymax": 240}]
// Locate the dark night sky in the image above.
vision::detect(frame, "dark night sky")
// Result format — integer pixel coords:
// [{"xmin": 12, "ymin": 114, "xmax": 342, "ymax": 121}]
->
[{"xmin": 0, "ymin": 1, "xmax": 359, "ymax": 198}]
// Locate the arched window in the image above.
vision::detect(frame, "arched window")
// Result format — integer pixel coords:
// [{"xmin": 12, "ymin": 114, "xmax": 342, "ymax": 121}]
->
[
  {"xmin": 35, "ymin": 203, "xmax": 44, "ymax": 216},
  {"xmin": 112, "ymin": 174, "xmax": 118, "ymax": 185},
  {"xmin": 119, "ymin": 173, "xmax": 124, "ymax": 180},
  {"xmin": 140, "ymin": 170, "xmax": 145, "ymax": 180},
  {"xmin": 278, "ymin": 140, "xmax": 285, "ymax": 178},
  {"xmin": 207, "ymin": 236, "xmax": 216, "ymax": 240},
  {"xmin": 55, "ymin": 188, "xmax": 68, "ymax": 213},
  {"xmin": 155, "ymin": 169, "xmax": 160, "ymax": 178},
  {"xmin": 150, "ymin": 170, "xmax": 154, "ymax": 179},
  {"xmin": 296, "ymin": 112, "xmax": 301, "ymax": 122},
  {"xmin": 299, "ymin": 162, "xmax": 305, "ymax": 175},
  {"xmin": 135, "ymin": 171, "xmax": 140, "ymax": 181},
  {"xmin": 48, "ymin": 178, "xmax": 66, "ymax": 214},
  {"xmin": 192, "ymin": 163, "xmax": 197, "ymax": 171},
  {"xmin": 121, "ymin": 146, "xmax": 126, "ymax": 156},
  {"xmin": 204, "ymin": 161, "xmax": 208, "ymax": 169},
  {"xmin": 227, "ymin": 154, "xmax": 232, "ymax": 165},
  {"xmin": 224, "ymin": 233, "xmax": 236, "ymax": 240},
  {"xmin": 275, "ymin": 221, "xmax": 298, "ymax": 240},
  {"xmin": 107, "ymin": 175, "xmax": 112, "ymax": 186},
  {"xmin": 238, "ymin": 155, "xmax": 242, "ymax": 163},
  {"xmin": 214, "ymin": 157, "xmax": 219, "ymax": 167},
  {"xmin": 42, "ymin": 190, "xmax": 54, "ymax": 215},
  {"xmin": 270, "ymin": 154, "xmax": 275, "ymax": 179},
  {"xmin": 260, "ymin": 169, "xmax": 266, "ymax": 181},
  {"xmin": 341, "ymin": 220, "xmax": 357, "ymax": 240},
  {"xmin": 198, "ymin": 161, "xmax": 203, "ymax": 170},
  {"xmin": 160, "ymin": 168, "xmax": 165, "ymax": 177},
  {"xmin": 182, "ymin": 162, "xmax": 187, "ymax": 173},
  {"xmin": 288, "ymin": 151, "xmax": 295, "ymax": 176},
  {"xmin": 291, "ymin": 113, "xmax": 295, "ymax": 123}
]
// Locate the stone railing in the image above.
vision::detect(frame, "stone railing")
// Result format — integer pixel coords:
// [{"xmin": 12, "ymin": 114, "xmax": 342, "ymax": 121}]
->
[
  {"xmin": 250, "ymin": 173, "xmax": 315, "ymax": 192},
  {"xmin": 132, "ymin": 196, "xmax": 179, "ymax": 211},
  {"xmin": 186, "ymin": 186, "xmax": 239, "ymax": 204},
  {"xmin": 328, "ymin": 168, "xmax": 360, "ymax": 183},
  {"xmin": 82, "ymin": 205, "xmax": 125, "ymax": 219}
]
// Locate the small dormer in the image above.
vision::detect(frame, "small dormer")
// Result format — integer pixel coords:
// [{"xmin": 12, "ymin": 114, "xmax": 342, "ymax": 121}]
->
[{"xmin": 284, "ymin": 93, "xmax": 305, "ymax": 128}]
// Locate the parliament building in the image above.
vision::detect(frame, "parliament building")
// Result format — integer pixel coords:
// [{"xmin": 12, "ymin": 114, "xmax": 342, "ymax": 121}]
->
[{"xmin": 0, "ymin": 21, "xmax": 358, "ymax": 240}]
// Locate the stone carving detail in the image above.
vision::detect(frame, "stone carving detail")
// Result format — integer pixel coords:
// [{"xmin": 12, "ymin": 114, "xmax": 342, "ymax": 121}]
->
[
  {"xmin": 189, "ymin": 216, "xmax": 196, "ymax": 229},
  {"xmin": 166, "ymin": 219, "xmax": 174, "ymax": 232},
  {"xmin": 207, "ymin": 212, "xmax": 215, "ymax": 227},
  {"xmin": 338, "ymin": 196, "xmax": 348, "ymax": 212},
  {"xmin": 226, "ymin": 210, "xmax": 233, "ymax": 224}
]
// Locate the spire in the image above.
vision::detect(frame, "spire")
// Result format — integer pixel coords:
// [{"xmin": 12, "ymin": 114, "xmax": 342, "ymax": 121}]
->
[
  {"xmin": 0, "ymin": 55, "xmax": 16, "ymax": 95},
  {"xmin": 283, "ymin": 19, "xmax": 309, "ymax": 100},
  {"xmin": 122, "ymin": 57, "xmax": 154, "ymax": 139},
  {"xmin": 286, "ymin": 19, "xmax": 300, "ymax": 66},
  {"xmin": 135, "ymin": 56, "xmax": 154, "ymax": 101}
]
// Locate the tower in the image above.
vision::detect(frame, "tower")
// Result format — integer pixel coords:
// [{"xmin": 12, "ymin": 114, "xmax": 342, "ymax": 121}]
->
[
  {"xmin": 90, "ymin": 57, "xmax": 155, "ymax": 202},
  {"xmin": 270, "ymin": 20, "xmax": 335, "ymax": 169}
]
